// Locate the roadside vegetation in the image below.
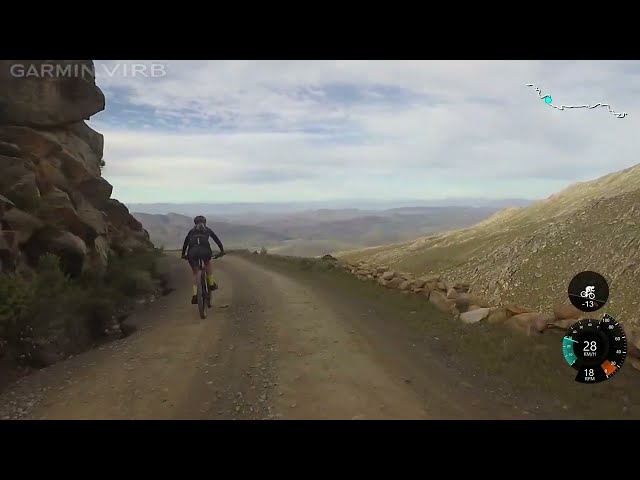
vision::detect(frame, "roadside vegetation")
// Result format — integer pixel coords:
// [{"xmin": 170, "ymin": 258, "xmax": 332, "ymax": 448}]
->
[
  {"xmin": 237, "ymin": 251, "xmax": 640, "ymax": 418},
  {"xmin": 0, "ymin": 247, "xmax": 168, "ymax": 375}
]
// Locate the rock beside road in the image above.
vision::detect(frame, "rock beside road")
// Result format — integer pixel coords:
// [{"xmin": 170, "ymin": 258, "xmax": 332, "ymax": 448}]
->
[
  {"xmin": 339, "ymin": 260, "xmax": 640, "ymax": 373},
  {"xmin": 0, "ymin": 60, "xmax": 152, "ymax": 277},
  {"xmin": 460, "ymin": 308, "xmax": 491, "ymax": 324}
]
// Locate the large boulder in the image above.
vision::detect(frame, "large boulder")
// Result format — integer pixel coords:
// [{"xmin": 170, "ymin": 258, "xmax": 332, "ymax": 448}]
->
[
  {"xmin": 85, "ymin": 235, "xmax": 111, "ymax": 271},
  {"xmin": 460, "ymin": 307, "xmax": 491, "ymax": 324},
  {"xmin": 0, "ymin": 59, "xmax": 156, "ymax": 281},
  {"xmin": 103, "ymin": 199, "xmax": 145, "ymax": 232},
  {"xmin": 0, "ymin": 154, "xmax": 32, "ymax": 187},
  {"xmin": 0, "ymin": 140, "xmax": 22, "ymax": 158},
  {"xmin": 381, "ymin": 271, "xmax": 396, "ymax": 281},
  {"xmin": 421, "ymin": 274, "xmax": 440, "ymax": 283},
  {"xmin": 429, "ymin": 290, "xmax": 452, "ymax": 313},
  {"xmin": 386, "ymin": 277, "xmax": 404, "ymax": 289},
  {"xmin": 35, "ymin": 154, "xmax": 71, "ymax": 192},
  {"xmin": 40, "ymin": 188, "xmax": 106, "ymax": 241},
  {"xmin": 2, "ymin": 207, "xmax": 43, "ymax": 244},
  {"xmin": 547, "ymin": 318, "xmax": 576, "ymax": 332},
  {"xmin": 0, "ymin": 155, "xmax": 41, "ymax": 211},
  {"xmin": 36, "ymin": 126, "xmax": 102, "ymax": 177},
  {"xmin": 24, "ymin": 227, "xmax": 87, "ymax": 276},
  {"xmin": 486, "ymin": 307, "xmax": 510, "ymax": 324},
  {"xmin": 0, "ymin": 60, "xmax": 105, "ymax": 127},
  {"xmin": 505, "ymin": 304, "xmax": 535, "ymax": 317},
  {"xmin": 553, "ymin": 302, "xmax": 583, "ymax": 321},
  {"xmin": 74, "ymin": 193, "xmax": 108, "ymax": 238},
  {"xmin": 41, "ymin": 186, "xmax": 76, "ymax": 223},
  {"xmin": 505, "ymin": 312, "xmax": 555, "ymax": 336},
  {"xmin": 0, "ymin": 193, "xmax": 15, "ymax": 212},
  {"xmin": 455, "ymin": 293, "xmax": 491, "ymax": 313},
  {"xmin": 425, "ymin": 281, "xmax": 439, "ymax": 292},
  {"xmin": 9, "ymin": 172, "xmax": 41, "ymax": 210},
  {"xmin": 68, "ymin": 121, "xmax": 104, "ymax": 162},
  {"xmin": 413, "ymin": 278, "xmax": 427, "ymax": 289},
  {"xmin": 0, "ymin": 126, "xmax": 97, "ymax": 185}
]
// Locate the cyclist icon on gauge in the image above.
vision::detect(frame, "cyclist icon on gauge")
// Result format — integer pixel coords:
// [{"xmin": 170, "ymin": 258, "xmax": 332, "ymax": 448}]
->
[
  {"xmin": 580, "ymin": 285, "xmax": 596, "ymax": 300},
  {"xmin": 568, "ymin": 271, "xmax": 609, "ymax": 313}
]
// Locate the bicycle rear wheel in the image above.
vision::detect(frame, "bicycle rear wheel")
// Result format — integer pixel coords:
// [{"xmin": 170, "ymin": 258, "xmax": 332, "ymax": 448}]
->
[{"xmin": 198, "ymin": 269, "xmax": 207, "ymax": 319}]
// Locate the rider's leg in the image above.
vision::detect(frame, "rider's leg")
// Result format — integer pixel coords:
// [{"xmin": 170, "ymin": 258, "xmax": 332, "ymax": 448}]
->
[
  {"xmin": 205, "ymin": 259, "xmax": 218, "ymax": 290},
  {"xmin": 190, "ymin": 262, "xmax": 198, "ymax": 304}
]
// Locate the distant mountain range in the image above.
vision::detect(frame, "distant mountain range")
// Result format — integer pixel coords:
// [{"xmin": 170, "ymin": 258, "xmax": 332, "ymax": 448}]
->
[
  {"xmin": 127, "ymin": 198, "xmax": 534, "ymax": 217},
  {"xmin": 132, "ymin": 205, "xmax": 507, "ymax": 255},
  {"xmin": 132, "ymin": 212, "xmax": 290, "ymax": 251}
]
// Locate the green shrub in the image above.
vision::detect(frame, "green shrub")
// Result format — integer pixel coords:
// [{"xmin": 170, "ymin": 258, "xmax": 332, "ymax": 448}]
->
[
  {"xmin": 65, "ymin": 285, "xmax": 117, "ymax": 346},
  {"xmin": 0, "ymin": 273, "xmax": 34, "ymax": 341},
  {"xmin": 0, "ymin": 246, "xmax": 166, "ymax": 365},
  {"xmin": 36, "ymin": 253, "xmax": 68, "ymax": 292},
  {"xmin": 26, "ymin": 254, "xmax": 71, "ymax": 339}
]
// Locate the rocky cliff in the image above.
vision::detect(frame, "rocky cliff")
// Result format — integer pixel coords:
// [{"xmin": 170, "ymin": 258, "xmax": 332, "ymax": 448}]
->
[{"xmin": 0, "ymin": 60, "xmax": 152, "ymax": 276}]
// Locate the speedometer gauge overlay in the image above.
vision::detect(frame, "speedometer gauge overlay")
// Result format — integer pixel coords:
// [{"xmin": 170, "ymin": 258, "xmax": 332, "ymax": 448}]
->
[{"xmin": 562, "ymin": 314, "xmax": 627, "ymax": 384}]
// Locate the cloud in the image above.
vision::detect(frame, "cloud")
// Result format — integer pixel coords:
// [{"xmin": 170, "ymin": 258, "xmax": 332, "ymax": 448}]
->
[{"xmin": 87, "ymin": 60, "xmax": 640, "ymax": 203}]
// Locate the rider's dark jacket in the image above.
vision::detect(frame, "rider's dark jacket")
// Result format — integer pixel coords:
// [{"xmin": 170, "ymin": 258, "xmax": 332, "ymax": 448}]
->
[{"xmin": 182, "ymin": 225, "xmax": 224, "ymax": 258}]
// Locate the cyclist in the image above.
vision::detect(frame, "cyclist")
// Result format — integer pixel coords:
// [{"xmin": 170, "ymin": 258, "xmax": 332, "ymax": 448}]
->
[{"xmin": 181, "ymin": 215, "xmax": 225, "ymax": 304}]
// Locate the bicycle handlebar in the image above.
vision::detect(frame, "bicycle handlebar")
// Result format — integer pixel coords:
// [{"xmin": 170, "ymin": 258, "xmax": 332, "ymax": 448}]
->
[{"xmin": 181, "ymin": 252, "xmax": 226, "ymax": 260}]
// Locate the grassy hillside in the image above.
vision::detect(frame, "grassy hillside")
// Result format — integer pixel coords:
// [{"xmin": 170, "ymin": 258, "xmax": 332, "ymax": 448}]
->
[
  {"xmin": 268, "ymin": 239, "xmax": 359, "ymax": 257},
  {"xmin": 339, "ymin": 163, "xmax": 640, "ymax": 329}
]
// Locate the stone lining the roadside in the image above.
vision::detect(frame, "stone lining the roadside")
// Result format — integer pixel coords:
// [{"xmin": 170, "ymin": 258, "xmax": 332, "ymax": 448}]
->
[{"xmin": 341, "ymin": 260, "xmax": 640, "ymax": 372}]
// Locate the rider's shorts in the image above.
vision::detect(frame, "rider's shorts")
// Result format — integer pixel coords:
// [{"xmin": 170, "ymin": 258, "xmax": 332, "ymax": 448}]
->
[{"xmin": 187, "ymin": 246, "xmax": 212, "ymax": 268}]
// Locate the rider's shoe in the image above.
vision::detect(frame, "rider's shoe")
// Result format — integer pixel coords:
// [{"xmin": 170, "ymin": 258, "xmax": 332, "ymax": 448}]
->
[{"xmin": 191, "ymin": 295, "xmax": 197, "ymax": 304}]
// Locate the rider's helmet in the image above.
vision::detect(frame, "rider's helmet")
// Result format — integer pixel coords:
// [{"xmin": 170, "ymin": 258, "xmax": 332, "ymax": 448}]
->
[{"xmin": 194, "ymin": 215, "xmax": 207, "ymax": 231}]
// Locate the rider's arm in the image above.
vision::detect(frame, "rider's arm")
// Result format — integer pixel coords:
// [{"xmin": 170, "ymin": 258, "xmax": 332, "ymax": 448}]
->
[
  {"xmin": 208, "ymin": 228, "xmax": 224, "ymax": 253},
  {"xmin": 181, "ymin": 231, "xmax": 192, "ymax": 257}
]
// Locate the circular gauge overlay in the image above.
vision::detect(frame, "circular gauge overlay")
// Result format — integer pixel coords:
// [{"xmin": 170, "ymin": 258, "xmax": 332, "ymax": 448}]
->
[
  {"xmin": 562, "ymin": 314, "xmax": 627, "ymax": 384},
  {"xmin": 568, "ymin": 271, "xmax": 609, "ymax": 312}
]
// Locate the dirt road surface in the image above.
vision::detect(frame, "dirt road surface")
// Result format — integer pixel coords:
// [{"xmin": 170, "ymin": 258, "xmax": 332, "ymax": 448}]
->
[{"xmin": 0, "ymin": 254, "xmax": 637, "ymax": 420}]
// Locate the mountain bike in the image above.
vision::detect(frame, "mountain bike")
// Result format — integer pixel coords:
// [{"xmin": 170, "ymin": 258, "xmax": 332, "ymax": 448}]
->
[{"xmin": 190, "ymin": 252, "xmax": 225, "ymax": 319}]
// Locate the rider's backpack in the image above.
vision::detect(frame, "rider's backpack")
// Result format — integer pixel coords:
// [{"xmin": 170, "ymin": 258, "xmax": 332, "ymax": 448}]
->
[{"xmin": 189, "ymin": 227, "xmax": 209, "ymax": 248}]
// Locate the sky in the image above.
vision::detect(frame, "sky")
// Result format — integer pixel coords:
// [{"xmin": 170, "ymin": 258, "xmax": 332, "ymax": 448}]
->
[{"xmin": 87, "ymin": 60, "xmax": 640, "ymax": 204}]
